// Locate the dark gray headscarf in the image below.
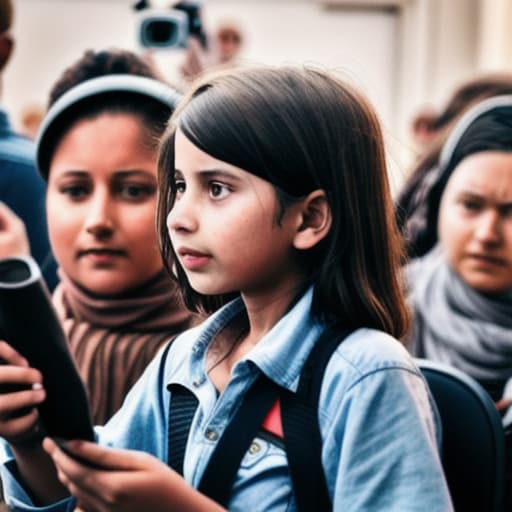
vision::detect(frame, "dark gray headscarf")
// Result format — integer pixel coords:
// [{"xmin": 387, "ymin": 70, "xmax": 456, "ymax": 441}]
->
[{"xmin": 408, "ymin": 247, "xmax": 512, "ymax": 383}]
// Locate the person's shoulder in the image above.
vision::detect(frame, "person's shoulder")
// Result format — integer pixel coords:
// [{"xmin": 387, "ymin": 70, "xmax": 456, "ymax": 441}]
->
[
  {"xmin": 164, "ymin": 323, "xmax": 205, "ymax": 366},
  {"xmin": 0, "ymin": 129, "xmax": 36, "ymax": 167},
  {"xmin": 331, "ymin": 327, "xmax": 419, "ymax": 378}
]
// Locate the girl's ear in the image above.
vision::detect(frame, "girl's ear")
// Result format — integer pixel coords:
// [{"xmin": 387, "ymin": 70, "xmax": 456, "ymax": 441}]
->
[{"xmin": 293, "ymin": 189, "xmax": 332, "ymax": 250}]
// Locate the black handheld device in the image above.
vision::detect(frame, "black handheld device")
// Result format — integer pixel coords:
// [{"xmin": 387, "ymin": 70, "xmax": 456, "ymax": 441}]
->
[{"xmin": 0, "ymin": 256, "xmax": 94, "ymax": 441}]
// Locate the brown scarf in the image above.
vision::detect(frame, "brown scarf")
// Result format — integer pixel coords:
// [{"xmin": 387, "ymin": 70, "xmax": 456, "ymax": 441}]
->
[{"xmin": 53, "ymin": 268, "xmax": 196, "ymax": 425}]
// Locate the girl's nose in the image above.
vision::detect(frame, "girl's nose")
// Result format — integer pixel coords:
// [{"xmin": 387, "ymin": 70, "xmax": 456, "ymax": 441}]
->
[
  {"xmin": 84, "ymin": 194, "xmax": 115, "ymax": 239},
  {"xmin": 166, "ymin": 195, "xmax": 198, "ymax": 235},
  {"xmin": 475, "ymin": 209, "xmax": 502, "ymax": 245}
]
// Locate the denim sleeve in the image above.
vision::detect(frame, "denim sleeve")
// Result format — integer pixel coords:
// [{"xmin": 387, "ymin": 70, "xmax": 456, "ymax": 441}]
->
[
  {"xmin": 323, "ymin": 366, "xmax": 454, "ymax": 511},
  {"xmin": 0, "ymin": 458, "xmax": 72, "ymax": 512}
]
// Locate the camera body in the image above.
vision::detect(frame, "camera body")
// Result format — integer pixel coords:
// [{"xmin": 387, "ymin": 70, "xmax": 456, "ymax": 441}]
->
[
  {"xmin": 137, "ymin": 9, "xmax": 189, "ymax": 49},
  {"xmin": 135, "ymin": 2, "xmax": 207, "ymax": 50}
]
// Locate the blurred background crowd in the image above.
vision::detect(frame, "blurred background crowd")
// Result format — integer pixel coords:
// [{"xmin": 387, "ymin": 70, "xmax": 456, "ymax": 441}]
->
[
  {"xmin": 4, "ymin": 0, "xmax": 512, "ymax": 193},
  {"xmin": 3, "ymin": 1, "xmax": 512, "ymax": 509}
]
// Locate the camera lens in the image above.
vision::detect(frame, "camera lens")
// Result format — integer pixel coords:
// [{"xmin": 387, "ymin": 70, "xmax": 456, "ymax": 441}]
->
[{"xmin": 147, "ymin": 20, "xmax": 176, "ymax": 44}]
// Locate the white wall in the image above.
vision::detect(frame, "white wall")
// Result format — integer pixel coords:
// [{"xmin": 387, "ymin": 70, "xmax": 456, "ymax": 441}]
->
[
  {"xmin": 477, "ymin": 0, "xmax": 512, "ymax": 71},
  {"xmin": 4, "ymin": 1, "xmax": 398, "ymax": 133},
  {"xmin": 3, "ymin": 0, "xmax": 502, "ymax": 189}
]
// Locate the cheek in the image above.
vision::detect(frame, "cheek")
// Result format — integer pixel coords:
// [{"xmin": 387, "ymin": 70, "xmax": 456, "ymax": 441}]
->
[
  {"xmin": 439, "ymin": 206, "xmax": 465, "ymax": 249},
  {"xmin": 438, "ymin": 216, "xmax": 465, "ymax": 272},
  {"xmin": 123, "ymin": 208, "xmax": 162, "ymax": 261},
  {"xmin": 46, "ymin": 199, "xmax": 77, "ymax": 263}
]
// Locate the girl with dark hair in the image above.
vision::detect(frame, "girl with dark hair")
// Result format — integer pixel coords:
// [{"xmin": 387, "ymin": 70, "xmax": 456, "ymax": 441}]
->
[
  {"xmin": 406, "ymin": 95, "xmax": 512, "ymax": 403},
  {"xmin": 0, "ymin": 65, "xmax": 451, "ymax": 511}
]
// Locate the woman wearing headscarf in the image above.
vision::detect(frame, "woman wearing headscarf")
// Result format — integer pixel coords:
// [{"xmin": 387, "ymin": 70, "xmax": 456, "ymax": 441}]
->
[{"xmin": 406, "ymin": 95, "xmax": 512, "ymax": 403}]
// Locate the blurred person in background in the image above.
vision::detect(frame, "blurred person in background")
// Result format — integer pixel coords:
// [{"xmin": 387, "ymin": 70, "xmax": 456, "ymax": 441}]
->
[
  {"xmin": 215, "ymin": 21, "xmax": 243, "ymax": 65},
  {"xmin": 406, "ymin": 95, "xmax": 512, "ymax": 406},
  {"xmin": 0, "ymin": 0, "xmax": 58, "ymax": 290},
  {"xmin": 180, "ymin": 19, "xmax": 244, "ymax": 84},
  {"xmin": 0, "ymin": 48, "xmax": 198, "ymax": 425},
  {"xmin": 397, "ymin": 72, "xmax": 512, "ymax": 259},
  {"xmin": 19, "ymin": 103, "xmax": 44, "ymax": 140}
]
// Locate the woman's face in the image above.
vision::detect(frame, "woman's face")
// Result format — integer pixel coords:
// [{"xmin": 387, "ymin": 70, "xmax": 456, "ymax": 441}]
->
[
  {"xmin": 46, "ymin": 113, "xmax": 163, "ymax": 295},
  {"xmin": 438, "ymin": 150, "xmax": 512, "ymax": 294}
]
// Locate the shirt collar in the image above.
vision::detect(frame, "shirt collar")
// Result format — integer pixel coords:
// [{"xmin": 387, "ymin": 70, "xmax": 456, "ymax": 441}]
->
[{"xmin": 180, "ymin": 287, "xmax": 324, "ymax": 392}]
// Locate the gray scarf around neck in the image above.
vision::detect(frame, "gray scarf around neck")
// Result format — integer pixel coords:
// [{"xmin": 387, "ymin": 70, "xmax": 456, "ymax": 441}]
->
[{"xmin": 408, "ymin": 246, "xmax": 512, "ymax": 381}]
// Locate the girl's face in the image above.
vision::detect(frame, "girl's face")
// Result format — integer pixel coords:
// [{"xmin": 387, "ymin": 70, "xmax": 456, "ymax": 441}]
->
[
  {"xmin": 438, "ymin": 150, "xmax": 512, "ymax": 294},
  {"xmin": 46, "ymin": 113, "xmax": 163, "ymax": 296},
  {"xmin": 167, "ymin": 129, "xmax": 305, "ymax": 300}
]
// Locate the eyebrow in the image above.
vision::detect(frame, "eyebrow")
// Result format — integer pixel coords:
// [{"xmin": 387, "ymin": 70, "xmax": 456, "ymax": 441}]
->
[
  {"xmin": 56, "ymin": 169, "xmax": 155, "ymax": 179},
  {"xmin": 458, "ymin": 190, "xmax": 512, "ymax": 209},
  {"xmin": 174, "ymin": 168, "xmax": 243, "ymax": 182}
]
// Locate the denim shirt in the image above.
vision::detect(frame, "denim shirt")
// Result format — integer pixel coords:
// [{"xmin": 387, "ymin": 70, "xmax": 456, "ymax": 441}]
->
[{"xmin": 1, "ymin": 287, "xmax": 453, "ymax": 511}]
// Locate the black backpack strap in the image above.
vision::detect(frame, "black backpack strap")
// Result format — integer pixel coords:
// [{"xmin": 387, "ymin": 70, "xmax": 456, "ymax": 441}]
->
[
  {"xmin": 167, "ymin": 383, "xmax": 199, "ymax": 476},
  {"xmin": 198, "ymin": 374, "xmax": 280, "ymax": 505},
  {"xmin": 280, "ymin": 324, "xmax": 355, "ymax": 512},
  {"xmin": 165, "ymin": 324, "xmax": 353, "ymax": 510}
]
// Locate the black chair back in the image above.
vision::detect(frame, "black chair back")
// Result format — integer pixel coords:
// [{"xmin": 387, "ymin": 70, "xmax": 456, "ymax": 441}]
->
[{"xmin": 416, "ymin": 358, "xmax": 505, "ymax": 512}]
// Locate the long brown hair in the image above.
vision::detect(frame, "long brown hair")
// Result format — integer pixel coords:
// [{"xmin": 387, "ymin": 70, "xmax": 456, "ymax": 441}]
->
[{"xmin": 157, "ymin": 65, "xmax": 410, "ymax": 339}]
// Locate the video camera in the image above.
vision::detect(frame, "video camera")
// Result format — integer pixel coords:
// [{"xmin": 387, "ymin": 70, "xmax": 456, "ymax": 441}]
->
[{"xmin": 134, "ymin": 0, "xmax": 207, "ymax": 49}]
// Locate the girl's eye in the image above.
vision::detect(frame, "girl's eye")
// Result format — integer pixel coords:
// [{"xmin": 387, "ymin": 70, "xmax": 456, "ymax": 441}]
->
[
  {"xmin": 209, "ymin": 182, "xmax": 230, "ymax": 199},
  {"xmin": 60, "ymin": 184, "xmax": 90, "ymax": 200},
  {"xmin": 175, "ymin": 180, "xmax": 186, "ymax": 195},
  {"xmin": 118, "ymin": 183, "xmax": 156, "ymax": 201}
]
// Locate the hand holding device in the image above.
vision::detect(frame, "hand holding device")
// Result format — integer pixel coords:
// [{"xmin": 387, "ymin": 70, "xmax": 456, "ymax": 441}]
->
[{"xmin": 0, "ymin": 256, "xmax": 94, "ymax": 441}]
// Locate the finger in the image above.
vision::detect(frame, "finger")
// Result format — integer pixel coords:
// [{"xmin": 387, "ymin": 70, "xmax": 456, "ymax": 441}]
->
[
  {"xmin": 496, "ymin": 398, "xmax": 512, "ymax": 412},
  {"xmin": 0, "ymin": 340, "xmax": 30, "ymax": 367},
  {"xmin": 0, "ymin": 201, "xmax": 17, "ymax": 227},
  {"xmin": 0, "ymin": 407, "xmax": 40, "ymax": 442},
  {"xmin": 0, "ymin": 201, "xmax": 25, "ymax": 231},
  {"xmin": 73, "ymin": 495, "xmax": 104, "ymax": 512},
  {"xmin": 44, "ymin": 438, "xmax": 108, "ymax": 508},
  {"xmin": 0, "ymin": 384, "xmax": 45, "ymax": 417},
  {"xmin": 0, "ymin": 365, "xmax": 43, "ymax": 387},
  {"xmin": 60, "ymin": 439, "xmax": 152, "ymax": 471}
]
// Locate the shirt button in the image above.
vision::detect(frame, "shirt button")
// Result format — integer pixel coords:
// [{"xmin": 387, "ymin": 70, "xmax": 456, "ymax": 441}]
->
[
  {"xmin": 205, "ymin": 428, "xmax": 218, "ymax": 441},
  {"xmin": 249, "ymin": 442, "xmax": 261, "ymax": 454}
]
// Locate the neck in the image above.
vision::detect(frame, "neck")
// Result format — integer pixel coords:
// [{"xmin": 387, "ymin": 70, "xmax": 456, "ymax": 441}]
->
[
  {"xmin": 240, "ymin": 280, "xmax": 306, "ymax": 345},
  {"xmin": 206, "ymin": 279, "xmax": 307, "ymax": 392}
]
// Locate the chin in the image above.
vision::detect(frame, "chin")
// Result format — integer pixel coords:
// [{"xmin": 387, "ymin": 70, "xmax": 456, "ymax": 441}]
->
[
  {"xmin": 188, "ymin": 280, "xmax": 234, "ymax": 297},
  {"xmin": 465, "ymin": 279, "xmax": 510, "ymax": 296}
]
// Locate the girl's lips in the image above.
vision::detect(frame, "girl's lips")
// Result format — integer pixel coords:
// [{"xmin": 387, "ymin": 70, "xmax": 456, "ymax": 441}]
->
[
  {"xmin": 180, "ymin": 253, "xmax": 210, "ymax": 270},
  {"xmin": 177, "ymin": 247, "xmax": 211, "ymax": 270}
]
